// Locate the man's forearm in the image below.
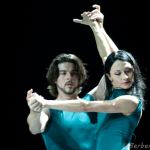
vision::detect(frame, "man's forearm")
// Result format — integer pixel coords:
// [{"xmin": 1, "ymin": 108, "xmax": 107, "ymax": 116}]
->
[{"xmin": 27, "ymin": 111, "xmax": 42, "ymax": 134}]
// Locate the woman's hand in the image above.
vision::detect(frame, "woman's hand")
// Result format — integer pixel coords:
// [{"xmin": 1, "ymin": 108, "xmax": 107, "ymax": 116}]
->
[{"xmin": 73, "ymin": 4, "xmax": 104, "ymax": 28}]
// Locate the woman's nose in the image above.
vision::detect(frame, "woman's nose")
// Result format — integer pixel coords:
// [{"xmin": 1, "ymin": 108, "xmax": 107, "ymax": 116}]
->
[{"xmin": 122, "ymin": 72, "xmax": 129, "ymax": 80}]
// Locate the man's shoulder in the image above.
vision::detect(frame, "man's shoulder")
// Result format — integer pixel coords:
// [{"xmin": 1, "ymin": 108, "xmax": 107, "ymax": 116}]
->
[{"xmin": 81, "ymin": 93, "xmax": 95, "ymax": 101}]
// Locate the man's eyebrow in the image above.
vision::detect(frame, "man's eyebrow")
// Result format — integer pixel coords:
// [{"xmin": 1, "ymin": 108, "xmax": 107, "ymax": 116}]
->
[
  {"xmin": 72, "ymin": 70, "xmax": 78, "ymax": 72},
  {"xmin": 59, "ymin": 69, "xmax": 77, "ymax": 72}
]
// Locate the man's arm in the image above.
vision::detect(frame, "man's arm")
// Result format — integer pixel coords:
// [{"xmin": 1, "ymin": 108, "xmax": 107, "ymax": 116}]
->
[
  {"xmin": 87, "ymin": 75, "xmax": 106, "ymax": 100},
  {"xmin": 27, "ymin": 108, "xmax": 50, "ymax": 134},
  {"xmin": 26, "ymin": 89, "xmax": 50, "ymax": 134}
]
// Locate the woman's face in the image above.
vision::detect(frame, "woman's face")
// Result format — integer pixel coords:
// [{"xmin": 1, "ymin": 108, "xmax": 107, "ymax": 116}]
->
[{"xmin": 107, "ymin": 60, "xmax": 134, "ymax": 89}]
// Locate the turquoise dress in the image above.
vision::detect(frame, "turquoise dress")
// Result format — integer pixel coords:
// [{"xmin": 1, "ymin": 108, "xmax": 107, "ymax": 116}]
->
[
  {"xmin": 96, "ymin": 89, "xmax": 143, "ymax": 150},
  {"xmin": 41, "ymin": 94, "xmax": 97, "ymax": 150}
]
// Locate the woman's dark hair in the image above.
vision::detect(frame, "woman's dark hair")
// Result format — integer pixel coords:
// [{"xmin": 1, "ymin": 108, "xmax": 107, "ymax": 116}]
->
[
  {"xmin": 46, "ymin": 53, "xmax": 87, "ymax": 97},
  {"xmin": 104, "ymin": 50, "xmax": 146, "ymax": 106}
]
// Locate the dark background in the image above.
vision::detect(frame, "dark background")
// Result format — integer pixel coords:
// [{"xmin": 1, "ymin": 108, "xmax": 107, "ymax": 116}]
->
[{"xmin": 16, "ymin": 0, "xmax": 149, "ymax": 149}]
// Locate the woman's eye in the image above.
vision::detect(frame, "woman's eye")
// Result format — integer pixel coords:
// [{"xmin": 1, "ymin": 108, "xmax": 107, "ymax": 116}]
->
[
  {"xmin": 115, "ymin": 72, "xmax": 121, "ymax": 76},
  {"xmin": 59, "ymin": 72, "xmax": 66, "ymax": 75},
  {"xmin": 125, "ymin": 71, "xmax": 130, "ymax": 74},
  {"xmin": 125, "ymin": 69, "xmax": 133, "ymax": 74}
]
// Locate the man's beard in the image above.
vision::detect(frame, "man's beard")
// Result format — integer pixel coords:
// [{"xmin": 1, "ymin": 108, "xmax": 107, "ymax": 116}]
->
[{"xmin": 57, "ymin": 84, "xmax": 78, "ymax": 95}]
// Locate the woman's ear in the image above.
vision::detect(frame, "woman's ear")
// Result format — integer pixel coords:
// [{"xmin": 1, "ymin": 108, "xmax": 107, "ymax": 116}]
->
[
  {"xmin": 54, "ymin": 79, "xmax": 57, "ymax": 84},
  {"xmin": 106, "ymin": 73, "xmax": 112, "ymax": 82}
]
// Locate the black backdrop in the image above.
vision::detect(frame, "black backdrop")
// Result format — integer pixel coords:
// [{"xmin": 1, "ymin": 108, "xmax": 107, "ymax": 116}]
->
[{"xmin": 16, "ymin": 0, "xmax": 150, "ymax": 149}]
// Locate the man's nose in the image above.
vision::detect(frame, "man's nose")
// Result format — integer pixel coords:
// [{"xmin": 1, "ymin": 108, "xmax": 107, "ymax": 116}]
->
[{"xmin": 66, "ymin": 72, "xmax": 72, "ymax": 79}]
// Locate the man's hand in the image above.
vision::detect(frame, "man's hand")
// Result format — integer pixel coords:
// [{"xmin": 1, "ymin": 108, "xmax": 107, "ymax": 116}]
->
[{"xmin": 26, "ymin": 89, "xmax": 44, "ymax": 112}]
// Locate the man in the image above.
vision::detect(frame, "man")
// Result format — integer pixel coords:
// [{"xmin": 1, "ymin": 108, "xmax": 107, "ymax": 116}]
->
[{"xmin": 26, "ymin": 53, "xmax": 105, "ymax": 150}]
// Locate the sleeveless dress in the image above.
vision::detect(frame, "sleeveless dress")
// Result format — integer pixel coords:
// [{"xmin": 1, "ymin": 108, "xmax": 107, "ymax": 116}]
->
[
  {"xmin": 41, "ymin": 94, "xmax": 97, "ymax": 150},
  {"xmin": 96, "ymin": 89, "xmax": 142, "ymax": 150}
]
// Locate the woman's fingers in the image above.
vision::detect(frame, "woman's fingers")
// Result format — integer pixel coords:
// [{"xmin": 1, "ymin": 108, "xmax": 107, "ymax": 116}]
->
[{"xmin": 92, "ymin": 4, "xmax": 101, "ymax": 11}]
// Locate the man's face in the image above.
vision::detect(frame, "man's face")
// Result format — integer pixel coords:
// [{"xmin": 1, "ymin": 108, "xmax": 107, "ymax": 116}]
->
[{"xmin": 55, "ymin": 62, "xmax": 79, "ymax": 95}]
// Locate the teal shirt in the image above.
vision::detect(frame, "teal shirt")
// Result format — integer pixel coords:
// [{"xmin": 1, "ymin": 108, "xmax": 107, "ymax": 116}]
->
[
  {"xmin": 41, "ymin": 94, "xmax": 97, "ymax": 150},
  {"xmin": 96, "ymin": 89, "xmax": 143, "ymax": 150}
]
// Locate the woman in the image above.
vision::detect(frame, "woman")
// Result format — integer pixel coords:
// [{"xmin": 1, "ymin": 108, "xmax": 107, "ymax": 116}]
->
[{"xmin": 94, "ymin": 50, "xmax": 145, "ymax": 150}]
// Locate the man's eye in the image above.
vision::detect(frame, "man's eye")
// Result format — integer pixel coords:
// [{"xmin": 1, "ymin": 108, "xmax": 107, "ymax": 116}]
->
[{"xmin": 71, "ymin": 72, "xmax": 78, "ymax": 76}]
